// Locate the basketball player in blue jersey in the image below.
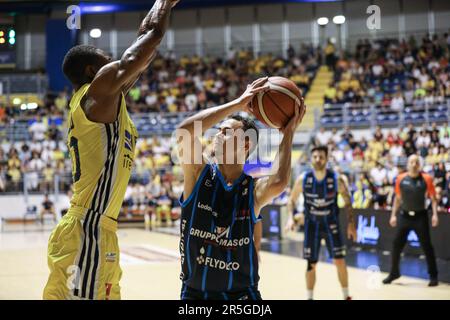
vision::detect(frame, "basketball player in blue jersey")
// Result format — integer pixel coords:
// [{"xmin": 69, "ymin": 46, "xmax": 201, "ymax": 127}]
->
[
  {"xmin": 286, "ymin": 146, "xmax": 357, "ymax": 300},
  {"xmin": 176, "ymin": 77, "xmax": 306, "ymax": 300}
]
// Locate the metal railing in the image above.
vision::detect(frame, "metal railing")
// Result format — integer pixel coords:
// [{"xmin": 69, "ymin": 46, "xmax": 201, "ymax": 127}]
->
[
  {"xmin": 318, "ymin": 99, "xmax": 450, "ymax": 130},
  {"xmin": 0, "ymin": 73, "xmax": 48, "ymax": 97},
  {"xmin": 2, "ymin": 99, "xmax": 449, "ymax": 144},
  {"xmin": 0, "ymin": 114, "xmax": 66, "ymax": 143},
  {"xmin": 0, "ymin": 172, "xmax": 72, "ymax": 195}
]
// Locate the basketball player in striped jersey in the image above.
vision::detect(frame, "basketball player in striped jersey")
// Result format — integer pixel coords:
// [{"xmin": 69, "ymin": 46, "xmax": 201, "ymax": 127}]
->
[
  {"xmin": 285, "ymin": 146, "xmax": 357, "ymax": 300},
  {"xmin": 176, "ymin": 77, "xmax": 306, "ymax": 300},
  {"xmin": 43, "ymin": 0, "xmax": 179, "ymax": 300}
]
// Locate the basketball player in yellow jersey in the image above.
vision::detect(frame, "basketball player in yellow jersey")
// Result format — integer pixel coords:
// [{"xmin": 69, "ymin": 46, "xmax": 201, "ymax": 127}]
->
[{"xmin": 43, "ymin": 0, "xmax": 180, "ymax": 300}]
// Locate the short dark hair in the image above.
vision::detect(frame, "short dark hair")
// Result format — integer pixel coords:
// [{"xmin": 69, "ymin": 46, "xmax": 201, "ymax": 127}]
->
[
  {"xmin": 62, "ymin": 45, "xmax": 104, "ymax": 86},
  {"xmin": 230, "ymin": 115, "xmax": 259, "ymax": 157},
  {"xmin": 311, "ymin": 145, "xmax": 328, "ymax": 157}
]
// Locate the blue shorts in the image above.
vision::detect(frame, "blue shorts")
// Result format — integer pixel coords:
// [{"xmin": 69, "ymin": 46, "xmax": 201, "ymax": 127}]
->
[
  {"xmin": 303, "ymin": 214, "xmax": 346, "ymax": 263},
  {"xmin": 180, "ymin": 284, "xmax": 262, "ymax": 300}
]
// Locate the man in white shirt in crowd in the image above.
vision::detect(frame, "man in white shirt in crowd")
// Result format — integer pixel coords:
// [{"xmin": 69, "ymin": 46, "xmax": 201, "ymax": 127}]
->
[
  {"xmin": 27, "ymin": 151, "xmax": 45, "ymax": 191},
  {"xmin": 28, "ymin": 115, "xmax": 47, "ymax": 142},
  {"xmin": 315, "ymin": 127, "xmax": 332, "ymax": 146},
  {"xmin": 416, "ymin": 130, "xmax": 431, "ymax": 149},
  {"xmin": 389, "ymin": 141, "xmax": 404, "ymax": 159},
  {"xmin": 390, "ymin": 92, "xmax": 404, "ymax": 112},
  {"xmin": 370, "ymin": 161, "xmax": 388, "ymax": 187},
  {"xmin": 331, "ymin": 128, "xmax": 341, "ymax": 144},
  {"xmin": 185, "ymin": 89, "xmax": 198, "ymax": 111}
]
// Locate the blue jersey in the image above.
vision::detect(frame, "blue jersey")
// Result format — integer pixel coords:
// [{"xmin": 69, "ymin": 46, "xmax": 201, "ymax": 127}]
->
[
  {"xmin": 179, "ymin": 163, "xmax": 259, "ymax": 293},
  {"xmin": 303, "ymin": 169, "xmax": 339, "ymax": 218},
  {"xmin": 302, "ymin": 169, "xmax": 346, "ymax": 262}
]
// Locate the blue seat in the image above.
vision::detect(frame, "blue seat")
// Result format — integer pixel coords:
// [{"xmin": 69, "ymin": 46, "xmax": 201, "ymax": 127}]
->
[{"xmin": 332, "ymin": 117, "xmax": 342, "ymax": 124}]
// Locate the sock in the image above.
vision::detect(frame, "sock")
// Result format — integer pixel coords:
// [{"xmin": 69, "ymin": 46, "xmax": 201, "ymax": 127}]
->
[
  {"xmin": 342, "ymin": 287, "xmax": 349, "ymax": 299},
  {"xmin": 307, "ymin": 290, "xmax": 314, "ymax": 300}
]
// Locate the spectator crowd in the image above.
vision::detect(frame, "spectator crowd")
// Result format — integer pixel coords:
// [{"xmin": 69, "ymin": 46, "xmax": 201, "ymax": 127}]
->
[
  {"xmin": 1, "ymin": 33, "xmax": 449, "ymax": 221},
  {"xmin": 323, "ymin": 33, "xmax": 450, "ymax": 107},
  {"xmin": 310, "ymin": 122, "xmax": 450, "ymax": 212}
]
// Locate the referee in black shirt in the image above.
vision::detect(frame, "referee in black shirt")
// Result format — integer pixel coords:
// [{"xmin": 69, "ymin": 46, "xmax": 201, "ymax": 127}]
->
[{"xmin": 383, "ymin": 155, "xmax": 439, "ymax": 286}]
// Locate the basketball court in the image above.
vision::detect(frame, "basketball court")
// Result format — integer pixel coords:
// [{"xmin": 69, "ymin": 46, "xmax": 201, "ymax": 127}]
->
[{"xmin": 1, "ymin": 227, "xmax": 449, "ymax": 300}]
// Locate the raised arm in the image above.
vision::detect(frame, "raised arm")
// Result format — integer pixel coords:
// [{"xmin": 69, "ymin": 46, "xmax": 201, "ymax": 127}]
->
[
  {"xmin": 253, "ymin": 99, "xmax": 306, "ymax": 217},
  {"xmin": 337, "ymin": 174, "xmax": 356, "ymax": 241},
  {"xmin": 176, "ymin": 78, "xmax": 269, "ymax": 203},
  {"xmin": 83, "ymin": 0, "xmax": 178, "ymax": 123}
]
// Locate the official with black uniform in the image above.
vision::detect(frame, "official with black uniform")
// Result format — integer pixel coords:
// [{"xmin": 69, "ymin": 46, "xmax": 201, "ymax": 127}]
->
[{"xmin": 383, "ymin": 155, "xmax": 439, "ymax": 286}]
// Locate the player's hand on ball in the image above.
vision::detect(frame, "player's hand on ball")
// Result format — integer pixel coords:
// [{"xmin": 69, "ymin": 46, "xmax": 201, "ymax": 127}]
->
[
  {"xmin": 280, "ymin": 97, "xmax": 306, "ymax": 135},
  {"xmin": 431, "ymin": 214, "xmax": 439, "ymax": 227},
  {"xmin": 347, "ymin": 222, "xmax": 357, "ymax": 242},
  {"xmin": 238, "ymin": 77, "xmax": 270, "ymax": 111},
  {"xmin": 389, "ymin": 215, "xmax": 397, "ymax": 227}
]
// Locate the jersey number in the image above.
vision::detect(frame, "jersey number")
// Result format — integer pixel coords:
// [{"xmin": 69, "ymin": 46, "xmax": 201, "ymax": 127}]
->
[{"xmin": 69, "ymin": 136, "xmax": 81, "ymax": 183}]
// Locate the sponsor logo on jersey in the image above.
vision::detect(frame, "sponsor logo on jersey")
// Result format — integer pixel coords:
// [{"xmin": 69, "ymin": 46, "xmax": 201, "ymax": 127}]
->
[
  {"xmin": 242, "ymin": 188, "xmax": 248, "ymax": 196},
  {"xmin": 190, "ymin": 228, "xmax": 250, "ymax": 249},
  {"xmin": 124, "ymin": 130, "xmax": 133, "ymax": 151},
  {"xmin": 196, "ymin": 247, "xmax": 240, "ymax": 271},
  {"xmin": 123, "ymin": 153, "xmax": 134, "ymax": 170},
  {"xmin": 236, "ymin": 209, "xmax": 251, "ymax": 220},
  {"xmin": 204, "ymin": 179, "xmax": 212, "ymax": 187},
  {"xmin": 180, "ymin": 220, "xmax": 187, "ymax": 265},
  {"xmin": 215, "ymin": 226, "xmax": 230, "ymax": 238},
  {"xmin": 197, "ymin": 202, "xmax": 218, "ymax": 217},
  {"xmin": 309, "ymin": 208, "xmax": 332, "ymax": 216},
  {"xmin": 303, "ymin": 247, "xmax": 311, "ymax": 258},
  {"xmin": 105, "ymin": 253, "xmax": 117, "ymax": 262}
]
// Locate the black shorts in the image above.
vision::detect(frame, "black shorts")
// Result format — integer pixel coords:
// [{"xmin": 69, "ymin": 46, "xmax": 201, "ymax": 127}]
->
[
  {"xmin": 180, "ymin": 284, "xmax": 262, "ymax": 300},
  {"xmin": 303, "ymin": 214, "xmax": 346, "ymax": 263}
]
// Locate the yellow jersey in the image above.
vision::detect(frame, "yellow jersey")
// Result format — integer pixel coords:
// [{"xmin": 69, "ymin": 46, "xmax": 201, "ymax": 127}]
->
[{"xmin": 67, "ymin": 84, "xmax": 138, "ymax": 220}]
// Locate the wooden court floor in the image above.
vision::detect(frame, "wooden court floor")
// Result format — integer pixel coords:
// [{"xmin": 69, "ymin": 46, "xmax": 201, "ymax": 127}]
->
[{"xmin": 1, "ymin": 228, "xmax": 449, "ymax": 300}]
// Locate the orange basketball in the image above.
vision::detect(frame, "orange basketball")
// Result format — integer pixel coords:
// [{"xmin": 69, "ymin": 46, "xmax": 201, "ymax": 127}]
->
[{"xmin": 251, "ymin": 76, "xmax": 304, "ymax": 129}]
